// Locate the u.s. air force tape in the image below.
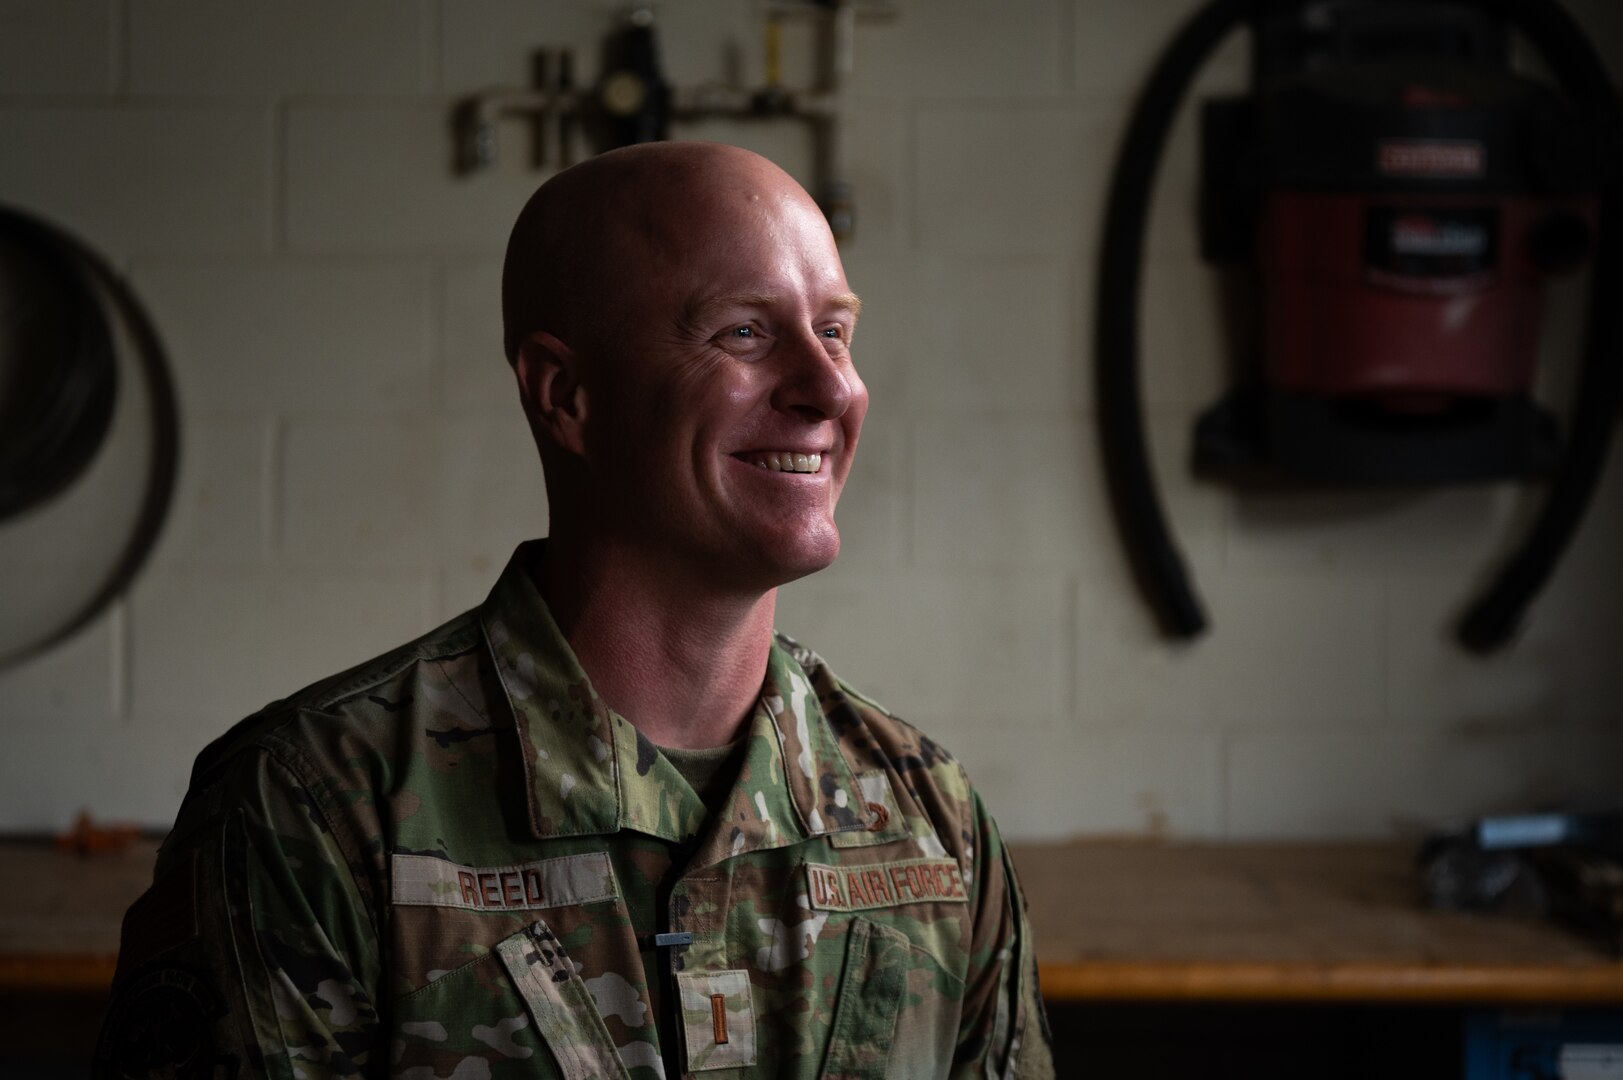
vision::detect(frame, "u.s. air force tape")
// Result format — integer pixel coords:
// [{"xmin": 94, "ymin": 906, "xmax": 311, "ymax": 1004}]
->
[
  {"xmin": 392, "ymin": 852, "xmax": 619, "ymax": 911},
  {"xmin": 805, "ymin": 857, "xmax": 969, "ymax": 912}
]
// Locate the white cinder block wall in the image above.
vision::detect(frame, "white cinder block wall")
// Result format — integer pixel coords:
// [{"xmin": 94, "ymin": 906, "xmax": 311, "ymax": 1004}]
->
[{"xmin": 1, "ymin": 0, "xmax": 1620, "ymax": 840}]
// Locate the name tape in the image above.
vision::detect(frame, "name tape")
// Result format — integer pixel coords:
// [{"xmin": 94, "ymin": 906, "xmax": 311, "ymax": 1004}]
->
[
  {"xmin": 393, "ymin": 852, "xmax": 619, "ymax": 912},
  {"xmin": 805, "ymin": 857, "xmax": 969, "ymax": 912}
]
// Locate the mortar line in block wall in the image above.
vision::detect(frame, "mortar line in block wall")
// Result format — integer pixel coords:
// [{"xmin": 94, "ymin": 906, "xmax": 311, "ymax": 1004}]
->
[
  {"xmin": 271, "ymin": 101, "xmax": 288, "ymax": 254},
  {"xmin": 903, "ymin": 99, "xmax": 919, "ymax": 254},
  {"xmin": 111, "ymin": 597, "xmax": 130, "ymax": 720},
  {"xmin": 1063, "ymin": 576, "xmax": 1079, "ymax": 730},
  {"xmin": 900, "ymin": 414, "xmax": 918, "ymax": 567},
  {"xmin": 1216, "ymin": 485, "xmax": 1235, "ymax": 570},
  {"xmin": 1378, "ymin": 575, "xmax": 1394, "ymax": 727},
  {"xmin": 429, "ymin": 565, "xmax": 448, "ymax": 626},
  {"xmin": 265, "ymin": 415, "xmax": 285, "ymax": 554},
  {"xmin": 912, "ymin": 95, "xmax": 1113, "ymax": 113},
  {"xmin": 423, "ymin": 0, "xmax": 443, "ymax": 95},
  {"xmin": 1056, "ymin": 0, "xmax": 1077, "ymax": 96},
  {"xmin": 427, "ymin": 258, "xmax": 447, "ymax": 414},
  {"xmin": 1066, "ymin": 256, "xmax": 1087, "ymax": 412},
  {"xmin": 111, "ymin": 0, "xmax": 129, "ymax": 99}
]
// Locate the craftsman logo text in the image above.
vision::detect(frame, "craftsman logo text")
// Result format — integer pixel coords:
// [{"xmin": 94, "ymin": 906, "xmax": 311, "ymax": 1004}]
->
[{"xmin": 1376, "ymin": 139, "xmax": 1486, "ymax": 179}]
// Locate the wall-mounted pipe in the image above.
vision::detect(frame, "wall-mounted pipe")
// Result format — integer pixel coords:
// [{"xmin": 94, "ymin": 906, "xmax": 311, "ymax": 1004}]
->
[
  {"xmin": 454, "ymin": 48, "xmax": 580, "ymax": 173},
  {"xmin": 453, "ymin": 1, "xmax": 892, "ymax": 240}
]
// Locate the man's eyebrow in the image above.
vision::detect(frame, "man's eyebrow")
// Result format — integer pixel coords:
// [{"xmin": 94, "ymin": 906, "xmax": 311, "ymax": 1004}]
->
[
  {"xmin": 829, "ymin": 293, "xmax": 863, "ymax": 318},
  {"xmin": 685, "ymin": 292, "xmax": 864, "ymax": 322}
]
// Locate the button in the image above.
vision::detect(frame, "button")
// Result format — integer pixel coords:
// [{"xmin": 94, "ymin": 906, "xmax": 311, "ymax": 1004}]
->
[{"xmin": 866, "ymin": 801, "xmax": 889, "ymax": 831}]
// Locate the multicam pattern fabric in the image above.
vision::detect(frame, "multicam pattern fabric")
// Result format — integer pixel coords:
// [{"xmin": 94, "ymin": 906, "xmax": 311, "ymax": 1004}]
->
[{"xmin": 95, "ymin": 541, "xmax": 1055, "ymax": 1079}]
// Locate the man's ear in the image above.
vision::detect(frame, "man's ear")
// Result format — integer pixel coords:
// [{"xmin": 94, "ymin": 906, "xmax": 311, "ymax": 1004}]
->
[{"xmin": 515, "ymin": 331, "xmax": 588, "ymax": 457}]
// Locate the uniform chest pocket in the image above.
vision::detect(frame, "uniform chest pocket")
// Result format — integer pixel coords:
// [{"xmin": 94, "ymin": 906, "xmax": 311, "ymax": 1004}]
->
[
  {"xmin": 818, "ymin": 918, "xmax": 906, "ymax": 1080},
  {"xmin": 391, "ymin": 917, "xmax": 631, "ymax": 1080}
]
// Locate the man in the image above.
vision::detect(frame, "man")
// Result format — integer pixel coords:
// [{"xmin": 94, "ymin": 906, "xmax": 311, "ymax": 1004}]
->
[{"xmin": 96, "ymin": 142, "xmax": 1054, "ymax": 1079}]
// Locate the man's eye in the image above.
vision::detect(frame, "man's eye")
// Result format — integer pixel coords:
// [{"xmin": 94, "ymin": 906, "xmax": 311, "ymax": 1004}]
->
[
  {"xmin": 821, "ymin": 326, "xmax": 844, "ymax": 339},
  {"xmin": 727, "ymin": 326, "xmax": 755, "ymax": 339}
]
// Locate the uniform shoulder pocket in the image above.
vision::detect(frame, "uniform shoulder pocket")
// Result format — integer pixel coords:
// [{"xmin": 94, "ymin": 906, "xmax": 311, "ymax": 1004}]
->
[
  {"xmin": 394, "ymin": 917, "xmax": 634, "ymax": 1080},
  {"xmin": 495, "ymin": 919, "xmax": 633, "ymax": 1080}
]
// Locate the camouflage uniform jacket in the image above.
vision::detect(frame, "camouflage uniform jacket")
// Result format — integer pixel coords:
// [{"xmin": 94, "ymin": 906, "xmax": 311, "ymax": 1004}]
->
[{"xmin": 97, "ymin": 542, "xmax": 1055, "ymax": 1080}]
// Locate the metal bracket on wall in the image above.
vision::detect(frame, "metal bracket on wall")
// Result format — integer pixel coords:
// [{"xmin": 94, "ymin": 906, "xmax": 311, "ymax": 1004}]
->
[{"xmin": 452, "ymin": 0, "xmax": 898, "ymax": 241}]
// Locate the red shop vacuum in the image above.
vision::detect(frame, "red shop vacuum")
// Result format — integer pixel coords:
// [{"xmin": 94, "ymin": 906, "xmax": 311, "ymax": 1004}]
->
[{"xmin": 1096, "ymin": 0, "xmax": 1622, "ymax": 650}]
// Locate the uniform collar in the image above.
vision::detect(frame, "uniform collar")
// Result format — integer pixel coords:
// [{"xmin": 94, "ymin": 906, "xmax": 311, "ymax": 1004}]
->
[{"xmin": 478, "ymin": 541, "xmax": 870, "ymax": 862}]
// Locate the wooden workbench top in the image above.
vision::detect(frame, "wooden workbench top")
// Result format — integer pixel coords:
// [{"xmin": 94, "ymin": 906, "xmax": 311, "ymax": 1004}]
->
[
  {"xmin": 4, "ymin": 837, "xmax": 1620, "ymax": 1003},
  {"xmin": 1015, "ymin": 840, "xmax": 1623, "ymax": 1003},
  {"xmin": 0, "ymin": 837, "xmax": 158, "ymax": 991}
]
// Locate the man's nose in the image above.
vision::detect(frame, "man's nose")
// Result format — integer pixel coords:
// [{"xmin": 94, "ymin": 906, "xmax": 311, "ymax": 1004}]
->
[{"xmin": 771, "ymin": 328, "xmax": 860, "ymax": 420}]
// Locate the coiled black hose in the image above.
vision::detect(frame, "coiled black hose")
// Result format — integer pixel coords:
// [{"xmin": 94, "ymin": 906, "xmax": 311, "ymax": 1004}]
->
[
  {"xmin": 0, "ymin": 206, "xmax": 118, "ymax": 520},
  {"xmin": 0, "ymin": 206, "xmax": 180, "ymax": 668},
  {"xmin": 1095, "ymin": 0, "xmax": 1621, "ymax": 650}
]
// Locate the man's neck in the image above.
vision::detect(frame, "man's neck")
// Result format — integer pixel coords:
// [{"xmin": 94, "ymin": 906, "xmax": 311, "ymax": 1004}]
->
[{"xmin": 535, "ymin": 537, "xmax": 777, "ymax": 750}]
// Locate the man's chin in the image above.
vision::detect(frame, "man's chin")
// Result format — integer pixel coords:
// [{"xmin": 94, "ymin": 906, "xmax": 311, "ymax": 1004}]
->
[
  {"xmin": 772, "ymin": 552, "xmax": 839, "ymax": 588},
  {"xmin": 736, "ymin": 529, "xmax": 842, "ymax": 590}
]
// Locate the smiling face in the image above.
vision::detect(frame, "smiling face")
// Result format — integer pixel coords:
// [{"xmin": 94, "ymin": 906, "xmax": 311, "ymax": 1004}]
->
[{"xmin": 510, "ymin": 145, "xmax": 868, "ymax": 594}]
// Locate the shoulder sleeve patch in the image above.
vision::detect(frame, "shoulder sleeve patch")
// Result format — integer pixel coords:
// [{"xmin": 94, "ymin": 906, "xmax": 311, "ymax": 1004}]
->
[{"xmin": 95, "ymin": 964, "xmax": 229, "ymax": 1077}]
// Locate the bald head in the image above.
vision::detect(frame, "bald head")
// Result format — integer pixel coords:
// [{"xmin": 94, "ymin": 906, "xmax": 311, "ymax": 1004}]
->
[
  {"xmin": 499, "ymin": 140, "xmax": 866, "ymax": 592},
  {"xmin": 501, "ymin": 142, "xmax": 826, "ymax": 364}
]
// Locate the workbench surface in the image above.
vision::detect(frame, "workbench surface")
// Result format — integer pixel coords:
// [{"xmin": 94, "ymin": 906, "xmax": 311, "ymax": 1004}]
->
[
  {"xmin": 0, "ymin": 838, "xmax": 155, "ymax": 991},
  {"xmin": 1015, "ymin": 840, "xmax": 1623, "ymax": 1002},
  {"xmin": 4, "ymin": 837, "xmax": 1619, "ymax": 1003}
]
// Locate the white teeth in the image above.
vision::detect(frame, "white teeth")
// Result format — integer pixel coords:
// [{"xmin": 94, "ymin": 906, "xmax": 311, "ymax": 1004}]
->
[{"xmin": 747, "ymin": 451, "xmax": 822, "ymax": 474}]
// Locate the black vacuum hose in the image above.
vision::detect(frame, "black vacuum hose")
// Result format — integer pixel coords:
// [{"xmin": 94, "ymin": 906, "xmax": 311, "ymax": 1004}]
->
[
  {"xmin": 1096, "ymin": 0, "xmax": 1621, "ymax": 650},
  {"xmin": 1095, "ymin": 0, "xmax": 1247, "ymax": 637},
  {"xmin": 1455, "ymin": 0, "xmax": 1623, "ymax": 650}
]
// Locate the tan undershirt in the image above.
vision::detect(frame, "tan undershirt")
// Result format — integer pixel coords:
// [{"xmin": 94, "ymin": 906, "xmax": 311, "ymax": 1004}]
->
[{"xmin": 657, "ymin": 738, "xmax": 748, "ymax": 815}]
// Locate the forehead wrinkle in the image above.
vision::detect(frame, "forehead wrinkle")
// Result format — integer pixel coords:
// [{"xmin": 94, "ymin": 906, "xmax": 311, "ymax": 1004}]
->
[{"xmin": 683, "ymin": 291, "xmax": 864, "ymax": 327}]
